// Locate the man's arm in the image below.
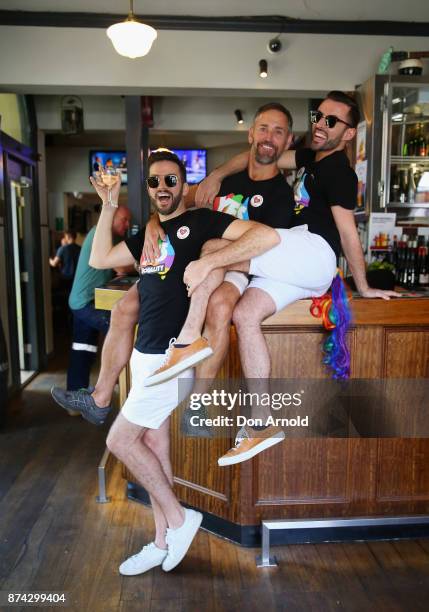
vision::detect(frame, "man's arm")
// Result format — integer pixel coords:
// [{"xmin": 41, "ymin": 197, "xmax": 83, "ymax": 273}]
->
[
  {"xmin": 195, "ymin": 152, "xmax": 249, "ymax": 206},
  {"xmin": 89, "ymin": 206, "xmax": 135, "ymax": 269},
  {"xmin": 183, "ymin": 220, "xmax": 280, "ymax": 293},
  {"xmin": 142, "ymin": 213, "xmax": 166, "ymax": 262},
  {"xmin": 276, "ymin": 150, "xmax": 297, "ymax": 170},
  {"xmin": 195, "ymin": 150, "xmax": 297, "ymax": 206},
  {"xmin": 331, "ymin": 206, "xmax": 398, "ymax": 299},
  {"xmin": 49, "ymin": 255, "xmax": 61, "ymax": 268}
]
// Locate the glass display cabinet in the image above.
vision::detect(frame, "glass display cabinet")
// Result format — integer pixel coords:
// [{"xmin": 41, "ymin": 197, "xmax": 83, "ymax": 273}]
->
[{"xmin": 357, "ymin": 75, "xmax": 429, "ymax": 219}]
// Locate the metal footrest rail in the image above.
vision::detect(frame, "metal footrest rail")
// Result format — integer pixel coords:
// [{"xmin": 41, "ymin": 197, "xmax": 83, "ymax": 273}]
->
[{"xmin": 256, "ymin": 515, "xmax": 429, "ymax": 567}]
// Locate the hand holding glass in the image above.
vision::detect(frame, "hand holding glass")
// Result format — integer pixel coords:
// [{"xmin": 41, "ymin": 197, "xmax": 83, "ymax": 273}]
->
[{"xmin": 93, "ymin": 166, "xmax": 120, "ymax": 207}]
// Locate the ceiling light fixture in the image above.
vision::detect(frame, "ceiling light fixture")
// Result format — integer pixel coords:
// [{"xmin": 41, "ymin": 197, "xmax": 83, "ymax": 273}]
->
[
  {"xmin": 107, "ymin": 0, "xmax": 157, "ymax": 59},
  {"xmin": 259, "ymin": 59, "xmax": 268, "ymax": 78},
  {"xmin": 234, "ymin": 109, "xmax": 244, "ymax": 124}
]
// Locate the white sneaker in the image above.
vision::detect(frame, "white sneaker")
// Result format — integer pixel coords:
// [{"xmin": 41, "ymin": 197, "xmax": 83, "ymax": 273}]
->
[
  {"xmin": 119, "ymin": 542, "xmax": 167, "ymax": 576},
  {"xmin": 162, "ymin": 508, "xmax": 203, "ymax": 572}
]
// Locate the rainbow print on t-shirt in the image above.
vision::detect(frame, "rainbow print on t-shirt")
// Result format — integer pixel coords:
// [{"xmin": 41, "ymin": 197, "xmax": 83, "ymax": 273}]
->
[
  {"xmin": 139, "ymin": 236, "xmax": 175, "ymax": 279},
  {"xmin": 293, "ymin": 168, "xmax": 310, "ymax": 215},
  {"xmin": 213, "ymin": 193, "xmax": 249, "ymax": 220}
]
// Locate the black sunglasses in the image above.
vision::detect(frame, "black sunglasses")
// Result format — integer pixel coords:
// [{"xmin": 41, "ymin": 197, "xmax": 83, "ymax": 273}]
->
[
  {"xmin": 146, "ymin": 174, "xmax": 179, "ymax": 189},
  {"xmin": 310, "ymin": 110, "xmax": 352, "ymax": 129}
]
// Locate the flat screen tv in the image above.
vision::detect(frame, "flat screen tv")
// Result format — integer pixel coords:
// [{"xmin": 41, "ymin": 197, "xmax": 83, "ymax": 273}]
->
[
  {"xmin": 89, "ymin": 150, "xmax": 127, "ymax": 184},
  {"xmin": 90, "ymin": 149, "xmax": 207, "ymax": 186},
  {"xmin": 168, "ymin": 149, "xmax": 207, "ymax": 184}
]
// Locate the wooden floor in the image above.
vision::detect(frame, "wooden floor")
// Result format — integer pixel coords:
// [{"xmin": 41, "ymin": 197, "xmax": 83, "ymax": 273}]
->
[{"xmin": 2, "ymin": 358, "xmax": 429, "ymax": 611}]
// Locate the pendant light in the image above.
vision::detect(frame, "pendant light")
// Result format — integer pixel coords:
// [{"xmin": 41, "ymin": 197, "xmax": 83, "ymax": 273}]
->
[{"xmin": 107, "ymin": 0, "xmax": 157, "ymax": 59}]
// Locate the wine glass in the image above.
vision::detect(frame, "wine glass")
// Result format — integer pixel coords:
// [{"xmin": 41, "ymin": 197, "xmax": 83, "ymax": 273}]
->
[{"xmin": 100, "ymin": 166, "xmax": 120, "ymax": 208}]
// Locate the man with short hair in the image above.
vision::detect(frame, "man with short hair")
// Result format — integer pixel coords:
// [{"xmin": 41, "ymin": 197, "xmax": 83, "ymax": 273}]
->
[
  {"xmin": 61, "ymin": 150, "xmax": 277, "ymax": 575},
  {"xmin": 49, "ymin": 230, "xmax": 81, "ymax": 283}
]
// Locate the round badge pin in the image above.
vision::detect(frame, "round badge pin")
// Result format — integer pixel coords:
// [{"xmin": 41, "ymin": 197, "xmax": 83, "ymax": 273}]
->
[
  {"xmin": 177, "ymin": 226, "xmax": 190, "ymax": 239},
  {"xmin": 250, "ymin": 194, "xmax": 263, "ymax": 207}
]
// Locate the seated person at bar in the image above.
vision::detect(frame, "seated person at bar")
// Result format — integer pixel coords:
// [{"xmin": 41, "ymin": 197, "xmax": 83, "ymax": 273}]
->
[{"xmin": 60, "ymin": 149, "xmax": 278, "ymax": 575}]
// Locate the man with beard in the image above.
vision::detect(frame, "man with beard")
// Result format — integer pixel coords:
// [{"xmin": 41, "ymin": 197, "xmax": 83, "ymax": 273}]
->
[
  {"xmin": 72, "ymin": 149, "xmax": 278, "ymax": 575},
  {"xmin": 50, "ymin": 104, "xmax": 295, "ymax": 430}
]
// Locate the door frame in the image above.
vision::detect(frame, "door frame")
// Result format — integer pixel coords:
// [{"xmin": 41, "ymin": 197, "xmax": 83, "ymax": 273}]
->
[{"xmin": 1, "ymin": 131, "xmax": 45, "ymax": 390}]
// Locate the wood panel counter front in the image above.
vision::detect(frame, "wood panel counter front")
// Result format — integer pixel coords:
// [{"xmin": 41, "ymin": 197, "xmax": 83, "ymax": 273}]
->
[{"xmin": 96, "ymin": 280, "xmax": 429, "ymax": 545}]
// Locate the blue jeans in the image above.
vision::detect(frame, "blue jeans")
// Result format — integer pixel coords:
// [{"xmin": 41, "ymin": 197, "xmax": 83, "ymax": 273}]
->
[{"xmin": 67, "ymin": 303, "xmax": 110, "ymax": 391}]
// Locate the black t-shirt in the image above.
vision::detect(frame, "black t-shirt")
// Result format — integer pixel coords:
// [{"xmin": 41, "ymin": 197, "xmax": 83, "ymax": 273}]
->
[
  {"xmin": 292, "ymin": 149, "xmax": 357, "ymax": 257},
  {"xmin": 125, "ymin": 209, "xmax": 234, "ymax": 354},
  {"xmin": 213, "ymin": 169, "xmax": 294, "ymax": 229}
]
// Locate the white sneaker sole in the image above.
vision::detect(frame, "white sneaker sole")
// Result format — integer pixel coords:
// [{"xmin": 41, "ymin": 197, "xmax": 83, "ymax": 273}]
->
[
  {"xmin": 162, "ymin": 511, "xmax": 203, "ymax": 572},
  {"xmin": 143, "ymin": 347, "xmax": 213, "ymax": 387},
  {"xmin": 217, "ymin": 431, "xmax": 286, "ymax": 466}
]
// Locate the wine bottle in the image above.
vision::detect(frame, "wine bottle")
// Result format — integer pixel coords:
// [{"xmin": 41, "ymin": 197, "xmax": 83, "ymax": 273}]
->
[
  {"xmin": 406, "ymin": 241, "xmax": 417, "ymax": 289},
  {"xmin": 407, "ymin": 167, "xmax": 416, "ymax": 204},
  {"xmin": 417, "ymin": 246, "xmax": 424, "ymax": 287},
  {"xmin": 419, "ymin": 247, "xmax": 429, "ymax": 287},
  {"xmin": 401, "ymin": 240, "xmax": 410, "ymax": 287}
]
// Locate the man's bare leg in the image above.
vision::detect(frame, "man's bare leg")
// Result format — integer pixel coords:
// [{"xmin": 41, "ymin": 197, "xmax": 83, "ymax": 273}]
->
[
  {"xmin": 216, "ymin": 287, "xmax": 285, "ymax": 466},
  {"xmin": 175, "ymin": 240, "xmax": 229, "ymax": 344},
  {"xmin": 180, "ymin": 281, "xmax": 240, "ymax": 436},
  {"xmin": 193, "ymin": 281, "xmax": 240, "ymax": 384},
  {"xmin": 107, "ymin": 413, "xmax": 185, "ymax": 528},
  {"xmin": 232, "ymin": 288, "xmax": 276, "ymax": 422},
  {"xmin": 109, "ymin": 413, "xmax": 203, "ymax": 571},
  {"xmin": 232, "ymin": 288, "xmax": 275, "ymax": 380},
  {"xmin": 143, "ymin": 418, "xmax": 172, "ymax": 549},
  {"xmin": 92, "ymin": 283, "xmax": 139, "ymax": 408}
]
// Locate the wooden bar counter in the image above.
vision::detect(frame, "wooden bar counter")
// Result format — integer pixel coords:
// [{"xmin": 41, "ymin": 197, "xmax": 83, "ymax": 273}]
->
[{"xmin": 96, "ymin": 278, "xmax": 429, "ymax": 545}]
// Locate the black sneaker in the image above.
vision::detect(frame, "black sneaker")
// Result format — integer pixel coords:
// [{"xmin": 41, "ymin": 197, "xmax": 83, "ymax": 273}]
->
[
  {"xmin": 50, "ymin": 386, "xmax": 111, "ymax": 426},
  {"xmin": 181, "ymin": 405, "xmax": 213, "ymax": 438}
]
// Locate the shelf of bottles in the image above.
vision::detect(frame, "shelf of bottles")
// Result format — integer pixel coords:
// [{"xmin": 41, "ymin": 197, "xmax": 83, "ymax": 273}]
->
[
  {"xmin": 370, "ymin": 233, "xmax": 429, "ymax": 291},
  {"xmin": 389, "ymin": 86, "xmax": 429, "ymax": 208}
]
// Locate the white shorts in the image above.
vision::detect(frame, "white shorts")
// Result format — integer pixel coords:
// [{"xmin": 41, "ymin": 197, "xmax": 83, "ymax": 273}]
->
[
  {"xmin": 248, "ymin": 225, "xmax": 337, "ymax": 312},
  {"xmin": 121, "ymin": 349, "xmax": 194, "ymax": 429},
  {"xmin": 224, "ymin": 271, "xmax": 249, "ymax": 296}
]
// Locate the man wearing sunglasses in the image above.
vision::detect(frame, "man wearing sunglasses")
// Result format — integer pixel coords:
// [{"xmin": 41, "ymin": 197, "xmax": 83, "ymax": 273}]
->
[{"xmin": 53, "ymin": 149, "xmax": 278, "ymax": 576}]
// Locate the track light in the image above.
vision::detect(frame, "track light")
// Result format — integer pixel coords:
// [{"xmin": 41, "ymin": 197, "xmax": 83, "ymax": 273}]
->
[
  {"xmin": 259, "ymin": 59, "xmax": 268, "ymax": 78},
  {"xmin": 234, "ymin": 109, "xmax": 244, "ymax": 124}
]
